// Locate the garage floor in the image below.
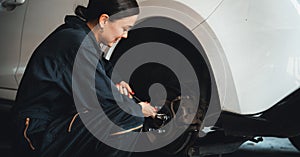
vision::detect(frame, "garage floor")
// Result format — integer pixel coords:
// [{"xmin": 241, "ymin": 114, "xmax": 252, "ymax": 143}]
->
[
  {"xmin": 1, "ymin": 137, "xmax": 299, "ymax": 156},
  {"xmin": 208, "ymin": 137, "xmax": 300, "ymax": 157},
  {"xmin": 131, "ymin": 137, "xmax": 300, "ymax": 157}
]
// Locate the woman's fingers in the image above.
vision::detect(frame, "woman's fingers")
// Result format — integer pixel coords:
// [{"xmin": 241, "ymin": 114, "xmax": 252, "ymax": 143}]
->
[
  {"xmin": 116, "ymin": 84, "xmax": 124, "ymax": 95},
  {"xmin": 119, "ymin": 81, "xmax": 134, "ymax": 95},
  {"xmin": 139, "ymin": 102, "xmax": 157, "ymax": 117},
  {"xmin": 116, "ymin": 81, "xmax": 134, "ymax": 98},
  {"xmin": 123, "ymin": 87, "xmax": 128, "ymax": 95},
  {"xmin": 116, "ymin": 83, "xmax": 120, "ymax": 91}
]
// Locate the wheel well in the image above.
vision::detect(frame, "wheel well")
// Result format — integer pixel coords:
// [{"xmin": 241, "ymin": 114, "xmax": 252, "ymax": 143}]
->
[{"xmin": 110, "ymin": 17, "xmax": 212, "ymax": 104}]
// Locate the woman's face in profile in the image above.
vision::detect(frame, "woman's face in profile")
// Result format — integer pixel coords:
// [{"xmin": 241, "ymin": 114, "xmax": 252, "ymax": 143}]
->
[{"xmin": 100, "ymin": 15, "xmax": 138, "ymax": 47}]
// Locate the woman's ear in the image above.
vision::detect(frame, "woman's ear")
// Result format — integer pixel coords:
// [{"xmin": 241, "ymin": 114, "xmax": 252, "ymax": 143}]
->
[{"xmin": 98, "ymin": 14, "xmax": 109, "ymax": 28}]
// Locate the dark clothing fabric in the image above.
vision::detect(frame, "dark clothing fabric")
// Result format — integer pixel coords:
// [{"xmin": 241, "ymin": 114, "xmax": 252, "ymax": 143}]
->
[{"xmin": 11, "ymin": 15, "xmax": 144, "ymax": 157}]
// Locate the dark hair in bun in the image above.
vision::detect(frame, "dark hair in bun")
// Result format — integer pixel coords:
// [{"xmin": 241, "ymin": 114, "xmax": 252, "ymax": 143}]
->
[
  {"xmin": 75, "ymin": 0, "xmax": 139, "ymax": 21},
  {"xmin": 75, "ymin": 5, "xmax": 89, "ymax": 20}
]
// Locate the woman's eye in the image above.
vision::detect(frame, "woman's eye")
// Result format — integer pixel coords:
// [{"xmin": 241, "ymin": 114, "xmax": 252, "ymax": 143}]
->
[{"xmin": 123, "ymin": 26, "xmax": 132, "ymax": 32}]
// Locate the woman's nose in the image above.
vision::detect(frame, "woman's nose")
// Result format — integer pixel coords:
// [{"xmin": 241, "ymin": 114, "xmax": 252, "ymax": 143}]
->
[{"xmin": 122, "ymin": 31, "xmax": 128, "ymax": 38}]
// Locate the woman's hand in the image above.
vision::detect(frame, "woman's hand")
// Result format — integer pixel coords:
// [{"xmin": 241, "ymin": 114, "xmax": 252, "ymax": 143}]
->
[
  {"xmin": 139, "ymin": 102, "xmax": 157, "ymax": 118},
  {"xmin": 116, "ymin": 81, "xmax": 157, "ymax": 117},
  {"xmin": 116, "ymin": 81, "xmax": 134, "ymax": 98}
]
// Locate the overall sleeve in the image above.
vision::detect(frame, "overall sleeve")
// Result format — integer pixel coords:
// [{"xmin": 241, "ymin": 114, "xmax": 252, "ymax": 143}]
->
[{"xmin": 71, "ymin": 38, "xmax": 144, "ymax": 134}]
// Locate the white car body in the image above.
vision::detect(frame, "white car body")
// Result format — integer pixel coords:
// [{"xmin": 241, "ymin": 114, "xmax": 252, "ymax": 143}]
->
[{"xmin": 1, "ymin": 0, "xmax": 299, "ymax": 115}]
